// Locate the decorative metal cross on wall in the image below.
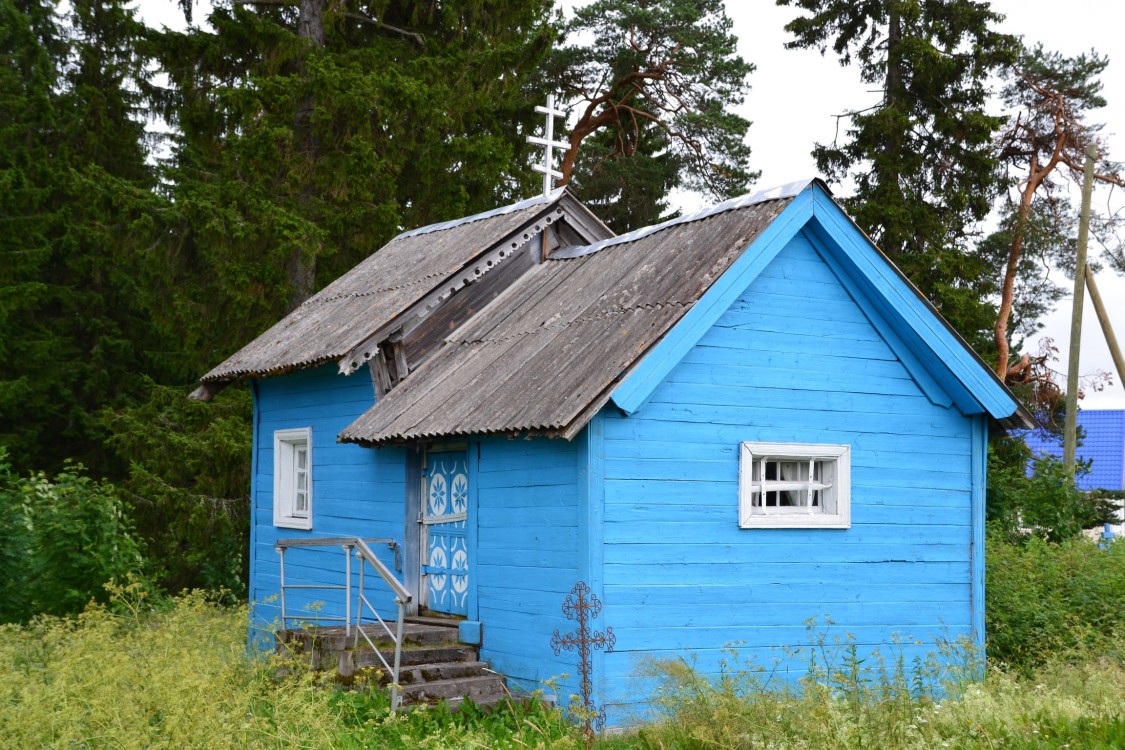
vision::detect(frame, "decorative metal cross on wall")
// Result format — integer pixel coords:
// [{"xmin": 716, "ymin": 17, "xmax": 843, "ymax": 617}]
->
[
  {"xmin": 551, "ymin": 580, "xmax": 616, "ymax": 742},
  {"xmin": 527, "ymin": 94, "xmax": 569, "ymax": 197}
]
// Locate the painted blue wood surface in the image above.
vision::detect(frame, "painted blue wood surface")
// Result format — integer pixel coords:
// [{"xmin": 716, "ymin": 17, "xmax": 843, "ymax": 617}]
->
[
  {"xmin": 249, "ymin": 364, "xmax": 404, "ymax": 630},
  {"xmin": 611, "ymin": 184, "xmax": 1020, "ymax": 424},
  {"xmin": 598, "ymin": 230, "xmax": 979, "ymax": 719},
  {"xmin": 474, "ymin": 434, "xmax": 583, "ymax": 700}
]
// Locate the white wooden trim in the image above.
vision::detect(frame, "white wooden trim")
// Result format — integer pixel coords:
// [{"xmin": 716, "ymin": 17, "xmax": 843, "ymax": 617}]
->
[
  {"xmin": 738, "ymin": 442, "xmax": 851, "ymax": 529},
  {"xmin": 274, "ymin": 427, "xmax": 313, "ymax": 530}
]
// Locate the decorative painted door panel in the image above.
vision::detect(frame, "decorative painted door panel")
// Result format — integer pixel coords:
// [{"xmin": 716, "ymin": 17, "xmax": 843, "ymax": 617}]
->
[{"xmin": 421, "ymin": 449, "xmax": 469, "ymax": 615}]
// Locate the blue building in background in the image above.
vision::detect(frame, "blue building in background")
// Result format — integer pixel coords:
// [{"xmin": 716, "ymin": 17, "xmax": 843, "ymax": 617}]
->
[{"xmin": 1022, "ymin": 410, "xmax": 1125, "ymax": 491}]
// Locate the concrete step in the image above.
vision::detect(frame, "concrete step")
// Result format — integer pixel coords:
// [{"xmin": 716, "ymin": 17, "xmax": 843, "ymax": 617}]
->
[
  {"xmin": 279, "ymin": 621, "xmax": 460, "ymax": 654},
  {"xmin": 398, "ymin": 673, "xmax": 507, "ymax": 705},
  {"xmin": 397, "ymin": 660, "xmax": 491, "ymax": 685},
  {"xmin": 354, "ymin": 643, "xmax": 477, "ymax": 669}
]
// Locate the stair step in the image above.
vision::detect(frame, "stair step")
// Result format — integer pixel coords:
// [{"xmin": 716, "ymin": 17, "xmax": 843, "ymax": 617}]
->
[
  {"xmin": 354, "ymin": 644, "xmax": 477, "ymax": 668},
  {"xmin": 396, "ymin": 661, "xmax": 491, "ymax": 685},
  {"xmin": 399, "ymin": 674, "xmax": 507, "ymax": 704},
  {"xmin": 279, "ymin": 622, "xmax": 457, "ymax": 652}
]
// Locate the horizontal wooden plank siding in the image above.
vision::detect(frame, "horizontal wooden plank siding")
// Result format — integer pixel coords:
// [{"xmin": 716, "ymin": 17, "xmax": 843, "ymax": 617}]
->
[
  {"xmin": 599, "ymin": 230, "xmax": 974, "ymax": 720},
  {"xmin": 249, "ymin": 364, "xmax": 404, "ymax": 629},
  {"xmin": 474, "ymin": 435, "xmax": 582, "ymax": 698}
]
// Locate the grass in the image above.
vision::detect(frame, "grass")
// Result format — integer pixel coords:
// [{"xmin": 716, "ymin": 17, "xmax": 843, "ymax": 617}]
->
[{"xmin": 0, "ymin": 585, "xmax": 1121, "ymax": 749}]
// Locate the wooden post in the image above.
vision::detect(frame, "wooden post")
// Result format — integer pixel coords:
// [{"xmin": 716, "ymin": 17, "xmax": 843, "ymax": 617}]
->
[
  {"xmin": 1084, "ymin": 266, "xmax": 1125, "ymax": 390},
  {"xmin": 1064, "ymin": 144, "xmax": 1098, "ymax": 470}
]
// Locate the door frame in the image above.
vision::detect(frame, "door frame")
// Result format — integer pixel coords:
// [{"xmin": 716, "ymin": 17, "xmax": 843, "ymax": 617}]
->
[{"xmin": 405, "ymin": 441, "xmax": 477, "ymax": 619}]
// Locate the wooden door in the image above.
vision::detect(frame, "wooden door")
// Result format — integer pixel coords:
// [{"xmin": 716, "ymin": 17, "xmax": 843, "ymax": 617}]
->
[{"xmin": 421, "ymin": 448, "xmax": 469, "ymax": 616}]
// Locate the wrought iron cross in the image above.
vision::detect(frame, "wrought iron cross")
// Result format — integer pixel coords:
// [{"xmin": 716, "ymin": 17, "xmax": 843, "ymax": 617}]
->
[
  {"xmin": 528, "ymin": 93, "xmax": 569, "ymax": 197},
  {"xmin": 551, "ymin": 581, "xmax": 615, "ymax": 741}
]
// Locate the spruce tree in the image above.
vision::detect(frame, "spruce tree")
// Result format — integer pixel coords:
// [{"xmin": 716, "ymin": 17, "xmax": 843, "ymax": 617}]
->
[
  {"xmin": 777, "ymin": 0, "xmax": 1018, "ymax": 341},
  {"xmin": 151, "ymin": 0, "xmax": 556, "ymax": 369},
  {"xmin": 0, "ymin": 0, "xmax": 160, "ymax": 472}
]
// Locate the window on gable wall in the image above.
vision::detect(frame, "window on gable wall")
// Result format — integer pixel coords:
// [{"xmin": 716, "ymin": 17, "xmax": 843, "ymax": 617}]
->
[
  {"xmin": 738, "ymin": 442, "xmax": 850, "ymax": 528},
  {"xmin": 274, "ymin": 427, "xmax": 312, "ymax": 530}
]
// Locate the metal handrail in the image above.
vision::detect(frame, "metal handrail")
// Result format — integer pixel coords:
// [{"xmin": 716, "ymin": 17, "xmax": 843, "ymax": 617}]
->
[{"xmin": 275, "ymin": 536, "xmax": 412, "ymax": 711}]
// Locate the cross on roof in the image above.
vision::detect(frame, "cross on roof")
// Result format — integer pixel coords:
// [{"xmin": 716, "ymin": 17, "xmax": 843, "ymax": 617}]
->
[{"xmin": 527, "ymin": 94, "xmax": 569, "ymax": 197}]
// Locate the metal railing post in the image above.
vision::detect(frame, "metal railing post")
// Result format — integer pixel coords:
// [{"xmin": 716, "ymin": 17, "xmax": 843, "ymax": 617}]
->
[
  {"xmin": 344, "ymin": 544, "xmax": 353, "ymax": 639},
  {"xmin": 390, "ymin": 600, "xmax": 406, "ymax": 712},
  {"xmin": 355, "ymin": 558, "xmax": 365, "ymax": 649},
  {"xmin": 277, "ymin": 545, "xmax": 288, "ymax": 629}
]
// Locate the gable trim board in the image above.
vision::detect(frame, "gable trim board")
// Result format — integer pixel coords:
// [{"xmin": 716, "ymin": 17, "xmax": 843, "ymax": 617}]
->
[{"xmin": 609, "ymin": 183, "xmax": 1032, "ymax": 431}]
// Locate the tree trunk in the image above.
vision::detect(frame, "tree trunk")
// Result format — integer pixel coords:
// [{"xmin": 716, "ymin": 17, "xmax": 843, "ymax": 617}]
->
[
  {"xmin": 879, "ymin": 8, "xmax": 906, "ymax": 257},
  {"xmin": 994, "ymin": 182, "xmax": 1036, "ymax": 380},
  {"xmin": 287, "ymin": 0, "xmax": 325, "ymax": 310}
]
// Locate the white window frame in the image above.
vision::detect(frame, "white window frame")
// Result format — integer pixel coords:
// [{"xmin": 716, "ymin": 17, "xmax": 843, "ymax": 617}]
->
[
  {"xmin": 274, "ymin": 427, "xmax": 313, "ymax": 530},
  {"xmin": 738, "ymin": 442, "xmax": 850, "ymax": 529}
]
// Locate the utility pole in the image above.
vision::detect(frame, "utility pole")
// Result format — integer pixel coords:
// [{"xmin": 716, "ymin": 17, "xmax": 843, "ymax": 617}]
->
[
  {"xmin": 1084, "ymin": 266, "xmax": 1125, "ymax": 389},
  {"xmin": 1063, "ymin": 144, "xmax": 1099, "ymax": 470}
]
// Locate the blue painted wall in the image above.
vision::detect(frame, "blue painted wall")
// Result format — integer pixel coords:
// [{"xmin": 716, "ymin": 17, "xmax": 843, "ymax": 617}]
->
[
  {"xmin": 597, "ymin": 229, "xmax": 977, "ymax": 721},
  {"xmin": 250, "ymin": 363, "xmax": 405, "ymax": 632},
  {"xmin": 1021, "ymin": 410, "xmax": 1125, "ymax": 491},
  {"xmin": 474, "ymin": 434, "xmax": 584, "ymax": 703}
]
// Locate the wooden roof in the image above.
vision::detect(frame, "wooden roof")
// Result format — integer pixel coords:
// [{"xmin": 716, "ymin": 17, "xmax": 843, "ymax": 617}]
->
[
  {"xmin": 201, "ymin": 191, "xmax": 599, "ymax": 384},
  {"xmin": 339, "ymin": 195, "xmax": 794, "ymax": 444}
]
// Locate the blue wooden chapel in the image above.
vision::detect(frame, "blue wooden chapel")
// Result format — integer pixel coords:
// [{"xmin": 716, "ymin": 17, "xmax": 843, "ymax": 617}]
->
[{"xmin": 197, "ymin": 179, "xmax": 1032, "ymax": 722}]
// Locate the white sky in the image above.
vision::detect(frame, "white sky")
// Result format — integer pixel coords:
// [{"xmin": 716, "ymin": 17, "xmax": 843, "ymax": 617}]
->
[
  {"xmin": 137, "ymin": 0, "xmax": 1125, "ymax": 408},
  {"xmin": 736, "ymin": 0, "xmax": 1125, "ymax": 409}
]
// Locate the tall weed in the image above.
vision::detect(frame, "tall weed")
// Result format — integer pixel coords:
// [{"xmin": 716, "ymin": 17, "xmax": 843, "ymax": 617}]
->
[
  {"xmin": 0, "ymin": 587, "xmax": 585, "ymax": 749},
  {"xmin": 606, "ymin": 628, "xmax": 1125, "ymax": 750},
  {"xmin": 0, "ymin": 586, "xmax": 343, "ymax": 748}
]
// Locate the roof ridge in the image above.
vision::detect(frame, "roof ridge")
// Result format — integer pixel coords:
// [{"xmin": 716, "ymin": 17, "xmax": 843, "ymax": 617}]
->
[
  {"xmin": 550, "ymin": 178, "xmax": 817, "ymax": 261},
  {"xmin": 393, "ymin": 188, "xmax": 565, "ymax": 241}
]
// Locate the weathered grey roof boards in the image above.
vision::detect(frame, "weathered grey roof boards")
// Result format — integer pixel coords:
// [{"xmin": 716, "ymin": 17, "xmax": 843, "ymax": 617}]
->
[
  {"xmin": 195, "ymin": 189, "xmax": 612, "ymax": 400},
  {"xmin": 199, "ymin": 177, "xmax": 1032, "ymax": 437},
  {"xmin": 339, "ymin": 190, "xmax": 797, "ymax": 444}
]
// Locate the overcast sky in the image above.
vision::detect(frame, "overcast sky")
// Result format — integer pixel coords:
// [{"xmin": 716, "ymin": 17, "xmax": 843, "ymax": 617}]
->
[
  {"xmin": 139, "ymin": 0, "xmax": 1125, "ymax": 408},
  {"xmin": 736, "ymin": 0, "xmax": 1125, "ymax": 409}
]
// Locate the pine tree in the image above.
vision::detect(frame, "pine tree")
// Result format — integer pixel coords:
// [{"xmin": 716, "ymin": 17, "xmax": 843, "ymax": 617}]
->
[
  {"xmin": 991, "ymin": 45, "xmax": 1125, "ymax": 386},
  {"xmin": 777, "ymin": 0, "xmax": 1018, "ymax": 340},
  {"xmin": 548, "ymin": 0, "xmax": 755, "ymax": 232}
]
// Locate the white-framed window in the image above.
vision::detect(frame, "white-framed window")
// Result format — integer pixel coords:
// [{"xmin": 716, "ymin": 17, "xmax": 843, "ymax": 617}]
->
[
  {"xmin": 274, "ymin": 427, "xmax": 312, "ymax": 530},
  {"xmin": 738, "ymin": 442, "xmax": 850, "ymax": 528}
]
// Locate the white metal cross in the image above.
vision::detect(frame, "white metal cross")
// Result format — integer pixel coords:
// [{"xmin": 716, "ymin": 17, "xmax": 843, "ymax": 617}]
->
[{"xmin": 528, "ymin": 93, "xmax": 569, "ymax": 197}]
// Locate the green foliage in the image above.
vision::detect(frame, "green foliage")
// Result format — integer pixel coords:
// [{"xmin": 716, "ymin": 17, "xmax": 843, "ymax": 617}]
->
[
  {"xmin": 985, "ymin": 532, "xmax": 1125, "ymax": 669},
  {"xmin": 329, "ymin": 689, "xmax": 583, "ymax": 749},
  {"xmin": 0, "ymin": 589, "xmax": 346, "ymax": 748},
  {"xmin": 987, "ymin": 435, "xmax": 1118, "ymax": 543},
  {"xmin": 602, "ymin": 631, "xmax": 1124, "ymax": 750},
  {"xmin": 0, "ymin": 0, "xmax": 165, "ymax": 474},
  {"xmin": 0, "ymin": 590, "xmax": 585, "ymax": 749},
  {"xmin": 99, "ymin": 380, "xmax": 252, "ymax": 595},
  {"xmin": 550, "ymin": 0, "xmax": 755, "ymax": 232},
  {"xmin": 149, "ymin": 0, "xmax": 556, "ymax": 370},
  {"xmin": 2, "ymin": 590, "xmax": 1123, "ymax": 748},
  {"xmin": 777, "ymin": 0, "xmax": 1018, "ymax": 342},
  {"xmin": 0, "ymin": 448, "xmax": 145, "ymax": 621}
]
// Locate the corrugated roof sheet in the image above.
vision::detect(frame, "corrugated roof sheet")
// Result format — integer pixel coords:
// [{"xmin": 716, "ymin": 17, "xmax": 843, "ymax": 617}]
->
[
  {"xmin": 201, "ymin": 196, "xmax": 561, "ymax": 382},
  {"xmin": 339, "ymin": 195, "xmax": 793, "ymax": 444},
  {"xmin": 1021, "ymin": 410, "xmax": 1125, "ymax": 490}
]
